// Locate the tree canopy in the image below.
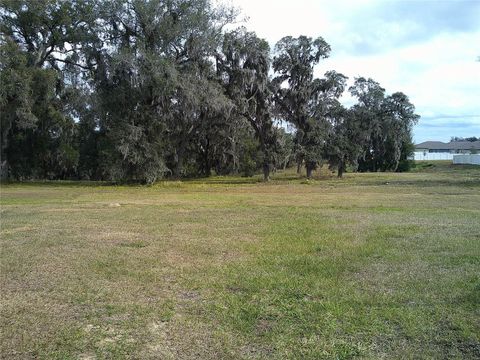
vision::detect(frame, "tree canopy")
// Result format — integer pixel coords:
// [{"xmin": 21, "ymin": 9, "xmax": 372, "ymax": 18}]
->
[{"xmin": 0, "ymin": 0, "xmax": 419, "ymax": 182}]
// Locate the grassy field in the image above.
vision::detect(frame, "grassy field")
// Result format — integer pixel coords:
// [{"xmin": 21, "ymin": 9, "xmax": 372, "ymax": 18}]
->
[{"xmin": 1, "ymin": 163, "xmax": 479, "ymax": 359}]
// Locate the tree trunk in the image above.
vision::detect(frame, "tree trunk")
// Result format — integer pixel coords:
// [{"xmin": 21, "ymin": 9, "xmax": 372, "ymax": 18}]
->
[
  {"xmin": 204, "ymin": 162, "xmax": 211, "ymax": 177},
  {"xmin": 203, "ymin": 138, "xmax": 211, "ymax": 177},
  {"xmin": 263, "ymin": 162, "xmax": 270, "ymax": 182},
  {"xmin": 297, "ymin": 160, "xmax": 302, "ymax": 174},
  {"xmin": 174, "ymin": 143, "xmax": 185, "ymax": 178},
  {"xmin": 337, "ymin": 162, "xmax": 345, "ymax": 178},
  {"xmin": 392, "ymin": 158, "xmax": 399, "ymax": 172},
  {"xmin": 306, "ymin": 162, "xmax": 315, "ymax": 179}
]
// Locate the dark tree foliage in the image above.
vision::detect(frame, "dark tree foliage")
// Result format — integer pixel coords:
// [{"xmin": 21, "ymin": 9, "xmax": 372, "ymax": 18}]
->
[
  {"xmin": 450, "ymin": 136, "xmax": 479, "ymax": 142},
  {"xmin": 0, "ymin": 38, "xmax": 78, "ymax": 179},
  {"xmin": 349, "ymin": 78, "xmax": 419, "ymax": 172},
  {"xmin": 0, "ymin": 0, "xmax": 419, "ymax": 182},
  {"xmin": 218, "ymin": 28, "xmax": 276, "ymax": 181},
  {"xmin": 0, "ymin": 0, "xmax": 96, "ymax": 179},
  {"xmin": 324, "ymin": 105, "xmax": 364, "ymax": 178},
  {"xmin": 272, "ymin": 35, "xmax": 332, "ymax": 178}
]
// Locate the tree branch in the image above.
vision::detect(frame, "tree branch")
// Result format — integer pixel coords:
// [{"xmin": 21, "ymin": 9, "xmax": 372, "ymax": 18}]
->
[{"xmin": 52, "ymin": 57, "xmax": 93, "ymax": 70}]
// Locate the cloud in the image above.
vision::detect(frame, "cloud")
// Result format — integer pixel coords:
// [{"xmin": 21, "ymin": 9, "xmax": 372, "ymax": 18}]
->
[
  {"xmin": 228, "ymin": 0, "xmax": 480, "ymax": 142},
  {"xmin": 420, "ymin": 115, "xmax": 480, "ymax": 121},
  {"xmin": 414, "ymin": 121, "xmax": 480, "ymax": 143},
  {"xmin": 319, "ymin": 30, "xmax": 480, "ymax": 129},
  {"xmin": 374, "ymin": 0, "xmax": 480, "ymax": 33},
  {"xmin": 329, "ymin": 0, "xmax": 480, "ymax": 56},
  {"xmin": 420, "ymin": 121, "xmax": 480, "ymax": 129}
]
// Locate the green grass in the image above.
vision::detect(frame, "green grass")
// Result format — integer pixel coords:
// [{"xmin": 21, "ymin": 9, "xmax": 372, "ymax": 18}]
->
[{"xmin": 1, "ymin": 163, "xmax": 479, "ymax": 359}]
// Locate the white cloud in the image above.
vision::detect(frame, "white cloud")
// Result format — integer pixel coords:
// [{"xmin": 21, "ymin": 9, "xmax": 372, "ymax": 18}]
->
[{"xmin": 226, "ymin": 0, "xmax": 480, "ymax": 142}]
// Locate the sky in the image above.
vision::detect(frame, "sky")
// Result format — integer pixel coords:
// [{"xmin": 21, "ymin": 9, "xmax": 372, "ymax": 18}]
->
[{"xmin": 225, "ymin": 0, "xmax": 480, "ymax": 143}]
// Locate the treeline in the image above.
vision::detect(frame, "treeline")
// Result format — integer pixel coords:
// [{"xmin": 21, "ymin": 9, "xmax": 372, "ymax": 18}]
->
[
  {"xmin": 450, "ymin": 137, "xmax": 479, "ymax": 142},
  {"xmin": 0, "ymin": 0, "xmax": 419, "ymax": 182}
]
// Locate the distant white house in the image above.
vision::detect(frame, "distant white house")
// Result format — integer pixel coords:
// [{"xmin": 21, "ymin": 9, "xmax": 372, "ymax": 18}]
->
[{"xmin": 413, "ymin": 141, "xmax": 480, "ymax": 161}]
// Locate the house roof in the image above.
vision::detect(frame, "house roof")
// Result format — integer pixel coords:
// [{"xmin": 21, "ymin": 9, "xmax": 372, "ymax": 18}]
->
[{"xmin": 415, "ymin": 141, "xmax": 480, "ymax": 150}]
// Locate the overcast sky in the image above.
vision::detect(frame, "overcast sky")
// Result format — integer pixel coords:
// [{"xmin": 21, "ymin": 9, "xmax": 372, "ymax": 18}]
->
[{"xmin": 226, "ymin": 0, "xmax": 480, "ymax": 143}]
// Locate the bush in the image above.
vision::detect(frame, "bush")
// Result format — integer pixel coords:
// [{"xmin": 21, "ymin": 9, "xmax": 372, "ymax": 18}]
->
[{"xmin": 396, "ymin": 159, "xmax": 415, "ymax": 172}]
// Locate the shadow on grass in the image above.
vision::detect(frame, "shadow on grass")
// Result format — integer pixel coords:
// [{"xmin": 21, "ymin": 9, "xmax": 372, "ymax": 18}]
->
[
  {"xmin": 412, "ymin": 161, "xmax": 480, "ymax": 172},
  {"xmin": 349, "ymin": 178, "xmax": 480, "ymax": 188},
  {"xmin": 0, "ymin": 171, "xmax": 322, "ymax": 187},
  {"xmin": 1, "ymin": 163, "xmax": 478, "ymax": 188},
  {"xmin": 0, "ymin": 179, "xmax": 114, "ymax": 188}
]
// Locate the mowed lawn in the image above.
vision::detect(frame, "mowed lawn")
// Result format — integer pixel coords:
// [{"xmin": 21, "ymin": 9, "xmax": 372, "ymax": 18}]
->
[{"xmin": 1, "ymin": 164, "xmax": 479, "ymax": 359}]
